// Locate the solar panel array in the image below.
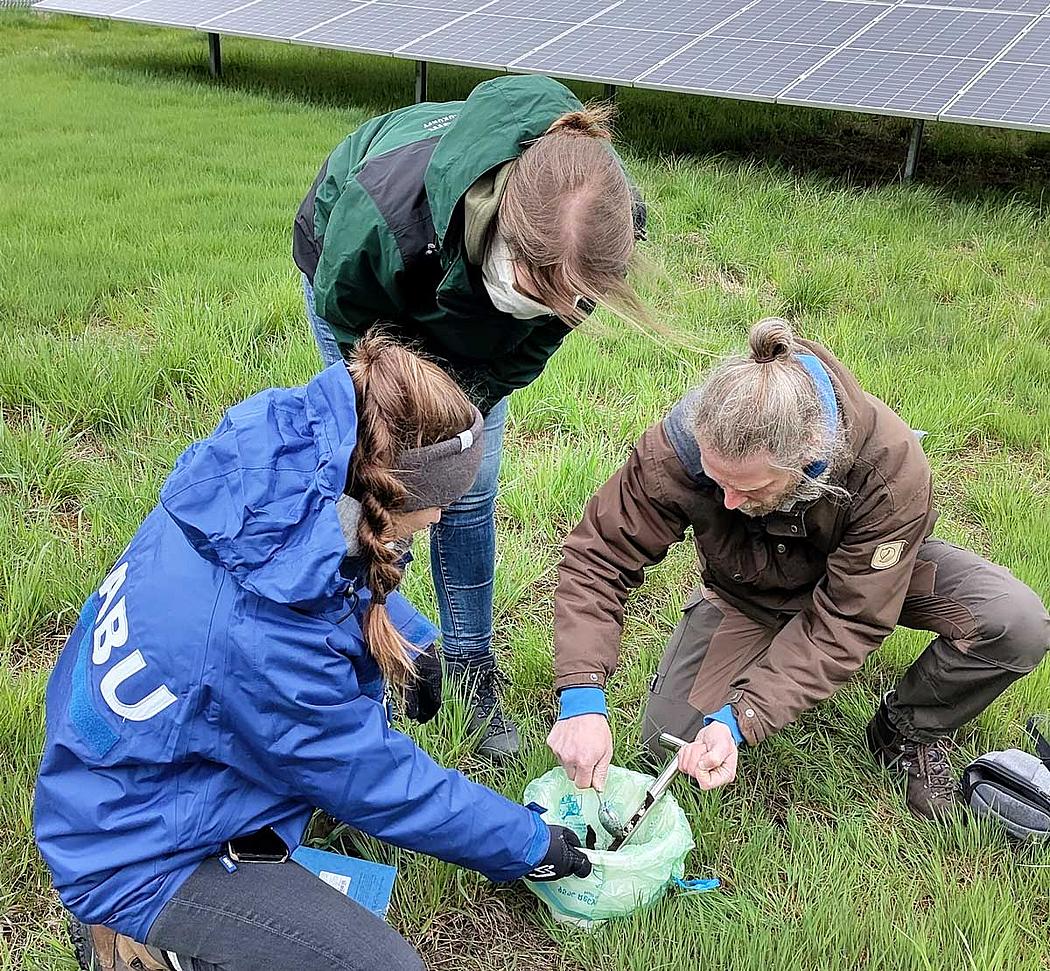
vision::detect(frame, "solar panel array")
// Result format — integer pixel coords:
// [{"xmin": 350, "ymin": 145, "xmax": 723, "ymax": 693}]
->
[{"xmin": 32, "ymin": 0, "xmax": 1050, "ymax": 132}]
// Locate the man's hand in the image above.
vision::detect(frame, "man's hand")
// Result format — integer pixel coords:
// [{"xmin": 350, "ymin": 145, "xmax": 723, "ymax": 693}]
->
[
  {"xmin": 547, "ymin": 714, "xmax": 613, "ymax": 791},
  {"xmin": 677, "ymin": 721, "xmax": 738, "ymax": 790}
]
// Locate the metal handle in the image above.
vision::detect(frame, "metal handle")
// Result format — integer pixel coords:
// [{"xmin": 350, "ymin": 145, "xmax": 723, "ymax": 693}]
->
[{"xmin": 659, "ymin": 732, "xmax": 689, "ymax": 751}]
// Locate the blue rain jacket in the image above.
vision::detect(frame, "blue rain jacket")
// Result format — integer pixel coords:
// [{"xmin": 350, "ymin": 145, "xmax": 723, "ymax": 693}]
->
[{"xmin": 34, "ymin": 362, "xmax": 548, "ymax": 942}]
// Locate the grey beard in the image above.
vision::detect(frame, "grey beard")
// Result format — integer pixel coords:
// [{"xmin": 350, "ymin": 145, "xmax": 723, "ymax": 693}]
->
[{"xmin": 738, "ymin": 474, "xmax": 830, "ymax": 518}]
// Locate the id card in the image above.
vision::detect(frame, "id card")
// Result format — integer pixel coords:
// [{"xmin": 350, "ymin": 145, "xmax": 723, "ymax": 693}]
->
[{"xmin": 291, "ymin": 846, "xmax": 397, "ymax": 919}]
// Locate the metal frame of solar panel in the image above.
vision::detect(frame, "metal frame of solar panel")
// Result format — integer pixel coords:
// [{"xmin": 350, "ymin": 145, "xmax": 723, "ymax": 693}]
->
[{"xmin": 30, "ymin": 0, "xmax": 1050, "ymax": 173}]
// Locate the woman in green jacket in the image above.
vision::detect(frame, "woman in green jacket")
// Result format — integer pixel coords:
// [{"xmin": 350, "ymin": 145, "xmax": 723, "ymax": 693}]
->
[{"xmin": 293, "ymin": 74, "xmax": 646, "ymax": 757}]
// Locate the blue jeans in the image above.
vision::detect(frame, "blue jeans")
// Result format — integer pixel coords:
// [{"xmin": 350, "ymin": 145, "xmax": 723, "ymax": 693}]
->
[{"xmin": 302, "ymin": 276, "xmax": 505, "ymax": 665}]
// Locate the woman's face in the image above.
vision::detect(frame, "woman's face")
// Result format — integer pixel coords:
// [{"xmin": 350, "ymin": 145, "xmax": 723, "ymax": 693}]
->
[{"xmin": 390, "ymin": 507, "xmax": 442, "ymax": 539}]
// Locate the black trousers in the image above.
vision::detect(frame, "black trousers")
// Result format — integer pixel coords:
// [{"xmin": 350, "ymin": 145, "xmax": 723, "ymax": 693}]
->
[
  {"xmin": 644, "ymin": 539, "xmax": 1050, "ymax": 749},
  {"xmin": 146, "ymin": 856, "xmax": 423, "ymax": 971}
]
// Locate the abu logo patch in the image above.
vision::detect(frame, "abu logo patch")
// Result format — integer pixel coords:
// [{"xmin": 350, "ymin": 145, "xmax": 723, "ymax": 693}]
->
[{"xmin": 871, "ymin": 541, "xmax": 907, "ymax": 570}]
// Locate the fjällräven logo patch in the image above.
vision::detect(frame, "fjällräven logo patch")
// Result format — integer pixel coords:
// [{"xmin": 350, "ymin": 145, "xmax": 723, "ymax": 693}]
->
[{"xmin": 871, "ymin": 541, "xmax": 907, "ymax": 569}]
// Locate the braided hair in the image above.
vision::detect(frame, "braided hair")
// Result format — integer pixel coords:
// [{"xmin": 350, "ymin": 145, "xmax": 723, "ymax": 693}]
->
[{"xmin": 345, "ymin": 331, "xmax": 477, "ymax": 685}]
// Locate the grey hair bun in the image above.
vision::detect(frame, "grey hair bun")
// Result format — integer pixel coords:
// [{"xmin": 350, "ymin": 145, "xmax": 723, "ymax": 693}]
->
[{"xmin": 749, "ymin": 317, "xmax": 796, "ymax": 364}]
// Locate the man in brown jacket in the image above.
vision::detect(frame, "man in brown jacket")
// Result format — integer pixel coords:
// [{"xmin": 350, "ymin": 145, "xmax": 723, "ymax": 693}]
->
[{"xmin": 547, "ymin": 318, "xmax": 1049, "ymax": 818}]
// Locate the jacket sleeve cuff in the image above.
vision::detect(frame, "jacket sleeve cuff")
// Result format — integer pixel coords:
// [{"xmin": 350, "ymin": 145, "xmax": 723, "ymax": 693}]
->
[
  {"xmin": 553, "ymin": 671, "xmax": 607, "ymax": 692},
  {"xmin": 704, "ymin": 704, "xmax": 745, "ymax": 746},
  {"xmin": 524, "ymin": 812, "xmax": 551, "ymax": 868},
  {"xmin": 557, "ymin": 687, "xmax": 608, "ymax": 721}
]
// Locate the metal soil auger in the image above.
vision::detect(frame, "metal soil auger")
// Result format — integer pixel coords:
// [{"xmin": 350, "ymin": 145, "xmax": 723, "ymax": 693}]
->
[{"xmin": 600, "ymin": 733, "xmax": 688, "ymax": 850}]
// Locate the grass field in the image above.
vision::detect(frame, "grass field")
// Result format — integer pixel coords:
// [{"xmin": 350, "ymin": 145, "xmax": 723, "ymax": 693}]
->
[{"xmin": 2, "ymin": 10, "xmax": 1050, "ymax": 970}]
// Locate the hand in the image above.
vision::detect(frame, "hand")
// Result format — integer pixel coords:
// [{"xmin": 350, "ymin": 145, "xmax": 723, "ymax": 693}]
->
[
  {"xmin": 402, "ymin": 642, "xmax": 442, "ymax": 724},
  {"xmin": 547, "ymin": 714, "xmax": 613, "ymax": 791},
  {"xmin": 525, "ymin": 825, "xmax": 592, "ymax": 882},
  {"xmin": 677, "ymin": 722, "xmax": 738, "ymax": 791}
]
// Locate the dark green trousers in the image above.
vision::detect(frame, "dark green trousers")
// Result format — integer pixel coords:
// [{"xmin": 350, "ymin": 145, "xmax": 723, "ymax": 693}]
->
[{"xmin": 644, "ymin": 539, "xmax": 1050, "ymax": 749}]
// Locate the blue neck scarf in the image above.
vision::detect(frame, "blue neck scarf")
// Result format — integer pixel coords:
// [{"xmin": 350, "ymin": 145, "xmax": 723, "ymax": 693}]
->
[{"xmin": 795, "ymin": 353, "xmax": 839, "ymax": 480}]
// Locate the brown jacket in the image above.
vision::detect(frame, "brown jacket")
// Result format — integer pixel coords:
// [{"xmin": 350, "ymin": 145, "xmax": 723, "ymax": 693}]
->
[{"xmin": 553, "ymin": 340, "xmax": 936, "ymax": 745}]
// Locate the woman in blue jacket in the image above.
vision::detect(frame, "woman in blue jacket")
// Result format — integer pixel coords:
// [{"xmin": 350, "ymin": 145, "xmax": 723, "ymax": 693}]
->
[{"xmin": 34, "ymin": 334, "xmax": 590, "ymax": 971}]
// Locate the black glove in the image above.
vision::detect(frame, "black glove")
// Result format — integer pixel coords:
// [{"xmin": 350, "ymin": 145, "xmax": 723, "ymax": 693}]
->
[
  {"xmin": 525, "ymin": 825, "xmax": 592, "ymax": 882},
  {"xmin": 402, "ymin": 642, "xmax": 442, "ymax": 724}
]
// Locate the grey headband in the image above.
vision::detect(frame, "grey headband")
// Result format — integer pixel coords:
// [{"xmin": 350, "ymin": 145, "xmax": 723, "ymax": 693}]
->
[{"xmin": 395, "ymin": 408, "xmax": 485, "ymax": 512}]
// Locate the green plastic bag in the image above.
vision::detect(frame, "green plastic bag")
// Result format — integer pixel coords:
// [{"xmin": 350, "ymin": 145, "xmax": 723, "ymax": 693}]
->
[{"xmin": 523, "ymin": 764, "xmax": 695, "ymax": 928}]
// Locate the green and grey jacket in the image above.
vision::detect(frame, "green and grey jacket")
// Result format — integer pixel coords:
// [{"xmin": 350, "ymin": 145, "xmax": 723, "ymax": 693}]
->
[{"xmin": 293, "ymin": 75, "xmax": 644, "ymax": 413}]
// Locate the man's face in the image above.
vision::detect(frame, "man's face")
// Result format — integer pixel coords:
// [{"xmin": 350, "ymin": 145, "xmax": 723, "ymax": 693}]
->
[{"xmin": 699, "ymin": 448, "xmax": 799, "ymax": 517}]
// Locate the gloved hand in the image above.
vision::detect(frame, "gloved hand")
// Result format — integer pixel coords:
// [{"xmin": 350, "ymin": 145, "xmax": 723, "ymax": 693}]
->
[
  {"xmin": 525, "ymin": 825, "xmax": 592, "ymax": 882},
  {"xmin": 402, "ymin": 642, "xmax": 442, "ymax": 724}
]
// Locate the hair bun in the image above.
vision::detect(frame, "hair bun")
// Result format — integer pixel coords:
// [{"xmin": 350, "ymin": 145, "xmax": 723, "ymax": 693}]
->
[
  {"xmin": 544, "ymin": 104, "xmax": 615, "ymax": 140},
  {"xmin": 749, "ymin": 317, "xmax": 795, "ymax": 364}
]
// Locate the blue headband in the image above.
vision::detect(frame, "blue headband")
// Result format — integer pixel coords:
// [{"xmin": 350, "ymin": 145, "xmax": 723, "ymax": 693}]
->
[{"xmin": 795, "ymin": 353, "xmax": 838, "ymax": 479}]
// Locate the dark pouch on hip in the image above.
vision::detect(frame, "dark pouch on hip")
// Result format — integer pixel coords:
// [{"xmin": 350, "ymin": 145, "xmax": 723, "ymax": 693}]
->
[{"xmin": 961, "ymin": 717, "xmax": 1050, "ymax": 843}]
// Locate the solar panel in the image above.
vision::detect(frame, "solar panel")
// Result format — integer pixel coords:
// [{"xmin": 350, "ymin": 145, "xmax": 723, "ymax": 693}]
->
[
  {"xmin": 779, "ymin": 49, "xmax": 991, "ymax": 116},
  {"xmin": 941, "ymin": 60, "xmax": 1050, "ymax": 129},
  {"xmin": 849, "ymin": 5, "xmax": 1034, "ymax": 60},
  {"xmin": 399, "ymin": 14, "xmax": 571, "ymax": 68},
  {"xmin": 481, "ymin": 0, "xmax": 612, "ymax": 22},
  {"xmin": 713, "ymin": 0, "xmax": 889, "ymax": 47},
  {"xmin": 34, "ymin": 0, "xmax": 143, "ymax": 14},
  {"xmin": 640, "ymin": 36, "xmax": 836, "ymax": 100},
  {"xmin": 113, "ymin": 0, "xmax": 248, "ymax": 28},
  {"xmin": 403, "ymin": 0, "xmax": 493, "ymax": 11},
  {"xmin": 591, "ymin": 0, "xmax": 752, "ymax": 35},
  {"xmin": 1005, "ymin": 15, "xmax": 1050, "ymax": 64},
  {"xmin": 294, "ymin": 2, "xmax": 466, "ymax": 55},
  {"xmin": 30, "ymin": 0, "xmax": 1050, "ymax": 146},
  {"xmin": 512, "ymin": 26, "xmax": 695, "ymax": 82},
  {"xmin": 906, "ymin": 0, "xmax": 1048, "ymax": 12},
  {"xmin": 202, "ymin": 0, "xmax": 363, "ymax": 40}
]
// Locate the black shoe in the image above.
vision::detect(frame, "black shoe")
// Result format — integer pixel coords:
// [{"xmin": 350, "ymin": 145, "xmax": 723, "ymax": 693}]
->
[
  {"xmin": 866, "ymin": 701, "xmax": 961, "ymax": 821},
  {"xmin": 447, "ymin": 658, "xmax": 520, "ymax": 759}
]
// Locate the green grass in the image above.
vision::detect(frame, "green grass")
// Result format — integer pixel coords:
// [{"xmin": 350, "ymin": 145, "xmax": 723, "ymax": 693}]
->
[{"xmin": 2, "ymin": 10, "xmax": 1050, "ymax": 970}]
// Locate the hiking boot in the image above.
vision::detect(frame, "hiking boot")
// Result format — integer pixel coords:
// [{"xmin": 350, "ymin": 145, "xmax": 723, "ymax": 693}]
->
[
  {"xmin": 72, "ymin": 919, "xmax": 172, "ymax": 971},
  {"xmin": 866, "ymin": 702, "xmax": 962, "ymax": 820},
  {"xmin": 447, "ymin": 658, "xmax": 520, "ymax": 759}
]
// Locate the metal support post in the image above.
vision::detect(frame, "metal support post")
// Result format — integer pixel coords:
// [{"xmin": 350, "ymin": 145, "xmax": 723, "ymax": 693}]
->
[
  {"xmin": 603, "ymin": 83, "xmax": 617, "ymax": 101},
  {"xmin": 208, "ymin": 32, "xmax": 222, "ymax": 79},
  {"xmin": 415, "ymin": 60, "xmax": 429, "ymax": 103},
  {"xmin": 903, "ymin": 118, "xmax": 924, "ymax": 181}
]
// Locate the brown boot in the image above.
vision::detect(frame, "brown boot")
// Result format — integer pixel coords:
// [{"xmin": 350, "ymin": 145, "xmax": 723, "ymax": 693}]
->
[
  {"xmin": 72, "ymin": 920, "xmax": 172, "ymax": 971},
  {"xmin": 866, "ymin": 702, "xmax": 962, "ymax": 820}
]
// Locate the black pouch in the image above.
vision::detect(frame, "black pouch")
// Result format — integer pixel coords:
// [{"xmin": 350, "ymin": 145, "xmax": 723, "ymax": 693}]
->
[{"xmin": 961, "ymin": 718, "xmax": 1050, "ymax": 843}]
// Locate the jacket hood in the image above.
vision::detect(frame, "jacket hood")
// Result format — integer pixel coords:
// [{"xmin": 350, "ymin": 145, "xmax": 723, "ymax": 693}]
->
[
  {"xmin": 462, "ymin": 160, "xmax": 515, "ymax": 265},
  {"xmin": 424, "ymin": 75, "xmax": 581, "ymax": 244},
  {"xmin": 159, "ymin": 363, "xmax": 361, "ymax": 607}
]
